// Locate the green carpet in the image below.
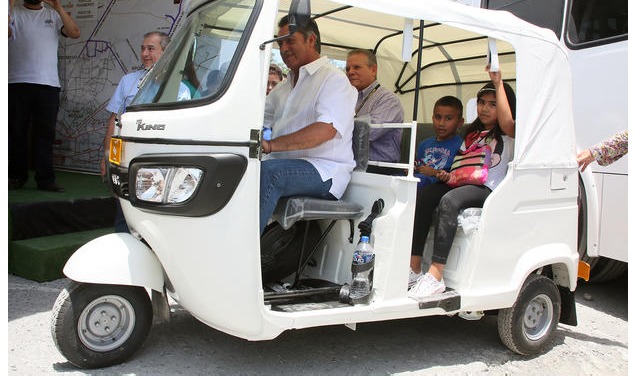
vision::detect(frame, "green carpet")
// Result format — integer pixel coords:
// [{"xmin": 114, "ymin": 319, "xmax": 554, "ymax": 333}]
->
[
  {"xmin": 8, "ymin": 170, "xmax": 115, "ymax": 281},
  {"xmin": 9, "ymin": 228, "xmax": 113, "ymax": 282}
]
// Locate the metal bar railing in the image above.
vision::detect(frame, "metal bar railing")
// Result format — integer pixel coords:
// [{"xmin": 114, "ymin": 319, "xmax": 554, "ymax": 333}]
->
[{"xmin": 366, "ymin": 121, "xmax": 417, "ymax": 178}]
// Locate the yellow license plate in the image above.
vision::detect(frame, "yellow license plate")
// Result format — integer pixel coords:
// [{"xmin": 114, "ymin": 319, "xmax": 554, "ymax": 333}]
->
[{"xmin": 109, "ymin": 138, "xmax": 123, "ymax": 165}]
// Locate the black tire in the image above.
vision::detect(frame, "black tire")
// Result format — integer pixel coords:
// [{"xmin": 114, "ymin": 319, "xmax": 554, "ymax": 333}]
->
[
  {"xmin": 260, "ymin": 221, "xmax": 321, "ymax": 283},
  {"xmin": 577, "ymin": 178, "xmax": 600, "ymax": 272},
  {"xmin": 497, "ymin": 274, "xmax": 561, "ymax": 355},
  {"xmin": 589, "ymin": 257, "xmax": 628, "ymax": 283},
  {"xmin": 51, "ymin": 281, "xmax": 153, "ymax": 369},
  {"xmin": 577, "ymin": 176, "xmax": 627, "ymax": 283}
]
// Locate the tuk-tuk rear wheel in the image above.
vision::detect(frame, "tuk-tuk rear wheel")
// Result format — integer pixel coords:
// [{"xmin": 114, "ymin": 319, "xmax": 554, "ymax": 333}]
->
[
  {"xmin": 497, "ymin": 274, "xmax": 561, "ymax": 355},
  {"xmin": 51, "ymin": 281, "xmax": 153, "ymax": 369}
]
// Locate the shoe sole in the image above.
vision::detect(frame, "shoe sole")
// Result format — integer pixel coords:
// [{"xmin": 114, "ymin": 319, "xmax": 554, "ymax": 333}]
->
[{"xmin": 407, "ymin": 285, "xmax": 446, "ymax": 300}]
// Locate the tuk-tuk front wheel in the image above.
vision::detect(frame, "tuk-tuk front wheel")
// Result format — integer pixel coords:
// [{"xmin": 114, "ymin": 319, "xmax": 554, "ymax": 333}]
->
[
  {"xmin": 497, "ymin": 274, "xmax": 561, "ymax": 355},
  {"xmin": 51, "ymin": 281, "xmax": 153, "ymax": 369}
]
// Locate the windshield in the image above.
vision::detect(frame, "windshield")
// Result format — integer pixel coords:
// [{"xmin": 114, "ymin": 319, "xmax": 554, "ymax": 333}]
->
[{"xmin": 131, "ymin": 0, "xmax": 257, "ymax": 106}]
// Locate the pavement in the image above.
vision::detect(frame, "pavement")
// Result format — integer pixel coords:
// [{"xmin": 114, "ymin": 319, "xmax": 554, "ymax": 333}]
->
[{"xmin": 7, "ymin": 272, "xmax": 628, "ymax": 375}]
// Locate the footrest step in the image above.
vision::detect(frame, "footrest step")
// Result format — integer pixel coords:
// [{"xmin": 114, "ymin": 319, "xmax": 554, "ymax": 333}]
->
[{"xmin": 416, "ymin": 290, "xmax": 461, "ymax": 311}]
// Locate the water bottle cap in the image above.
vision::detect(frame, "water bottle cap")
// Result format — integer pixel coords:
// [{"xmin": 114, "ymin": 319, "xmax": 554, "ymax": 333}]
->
[{"xmin": 361, "ymin": 235, "xmax": 369, "ymax": 243}]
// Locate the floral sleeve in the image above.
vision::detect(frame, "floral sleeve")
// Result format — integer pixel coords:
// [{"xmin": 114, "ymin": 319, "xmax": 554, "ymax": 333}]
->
[{"xmin": 589, "ymin": 130, "xmax": 628, "ymax": 166}]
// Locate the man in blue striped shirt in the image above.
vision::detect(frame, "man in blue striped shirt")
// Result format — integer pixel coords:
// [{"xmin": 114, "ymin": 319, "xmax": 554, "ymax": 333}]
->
[{"xmin": 346, "ymin": 49, "xmax": 404, "ymax": 173}]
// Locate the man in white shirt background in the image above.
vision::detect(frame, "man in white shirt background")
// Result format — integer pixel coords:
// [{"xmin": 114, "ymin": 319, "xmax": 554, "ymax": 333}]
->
[
  {"xmin": 101, "ymin": 31, "xmax": 189, "ymax": 232},
  {"xmin": 8, "ymin": 0, "xmax": 80, "ymax": 192}
]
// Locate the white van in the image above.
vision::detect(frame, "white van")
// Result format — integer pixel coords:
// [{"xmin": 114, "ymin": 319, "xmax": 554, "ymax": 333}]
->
[{"xmin": 51, "ymin": 0, "xmax": 583, "ymax": 369}]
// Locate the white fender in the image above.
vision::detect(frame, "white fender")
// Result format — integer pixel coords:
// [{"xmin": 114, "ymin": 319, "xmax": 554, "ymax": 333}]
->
[{"xmin": 63, "ymin": 233, "xmax": 164, "ymax": 291}]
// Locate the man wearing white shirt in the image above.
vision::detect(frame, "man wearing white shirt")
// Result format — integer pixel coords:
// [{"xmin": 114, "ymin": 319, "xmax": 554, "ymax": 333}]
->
[
  {"xmin": 260, "ymin": 16, "xmax": 357, "ymax": 234},
  {"xmin": 8, "ymin": 0, "xmax": 80, "ymax": 192}
]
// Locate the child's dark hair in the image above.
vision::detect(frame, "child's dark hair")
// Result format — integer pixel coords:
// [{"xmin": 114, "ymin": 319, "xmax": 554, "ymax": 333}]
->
[
  {"xmin": 434, "ymin": 95, "xmax": 463, "ymax": 118},
  {"xmin": 464, "ymin": 82, "xmax": 516, "ymax": 142}
]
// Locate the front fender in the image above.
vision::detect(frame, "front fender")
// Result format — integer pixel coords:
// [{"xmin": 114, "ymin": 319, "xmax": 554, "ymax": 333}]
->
[{"xmin": 63, "ymin": 233, "xmax": 164, "ymax": 292}]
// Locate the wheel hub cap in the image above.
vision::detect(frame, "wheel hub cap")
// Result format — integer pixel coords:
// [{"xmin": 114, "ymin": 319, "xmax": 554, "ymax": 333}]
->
[
  {"xmin": 523, "ymin": 293, "xmax": 554, "ymax": 341},
  {"xmin": 78, "ymin": 295, "xmax": 136, "ymax": 352}
]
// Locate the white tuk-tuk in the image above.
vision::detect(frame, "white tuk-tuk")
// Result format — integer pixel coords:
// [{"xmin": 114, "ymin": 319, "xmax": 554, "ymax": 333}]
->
[{"xmin": 51, "ymin": 0, "xmax": 583, "ymax": 369}]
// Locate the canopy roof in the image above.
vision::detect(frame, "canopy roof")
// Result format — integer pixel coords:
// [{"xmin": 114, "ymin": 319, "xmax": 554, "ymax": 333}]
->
[{"xmin": 188, "ymin": 0, "xmax": 577, "ymax": 168}]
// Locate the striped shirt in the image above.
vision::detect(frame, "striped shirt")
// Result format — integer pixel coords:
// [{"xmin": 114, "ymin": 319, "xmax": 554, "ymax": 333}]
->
[{"xmin": 355, "ymin": 81, "xmax": 404, "ymax": 162}]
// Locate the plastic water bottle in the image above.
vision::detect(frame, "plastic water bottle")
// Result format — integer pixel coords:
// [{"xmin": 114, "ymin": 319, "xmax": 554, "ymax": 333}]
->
[
  {"xmin": 352, "ymin": 236, "xmax": 373, "ymax": 264},
  {"xmin": 350, "ymin": 236, "xmax": 374, "ymax": 300}
]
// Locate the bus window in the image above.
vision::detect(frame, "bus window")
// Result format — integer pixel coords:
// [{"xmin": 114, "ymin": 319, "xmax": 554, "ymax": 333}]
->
[
  {"xmin": 566, "ymin": 0, "xmax": 628, "ymax": 47},
  {"xmin": 484, "ymin": 0, "xmax": 565, "ymax": 38}
]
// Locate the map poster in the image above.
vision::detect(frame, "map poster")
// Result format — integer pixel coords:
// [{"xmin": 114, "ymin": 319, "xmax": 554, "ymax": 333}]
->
[
  {"xmin": 68, "ymin": 0, "xmax": 98, "ymax": 21},
  {"xmin": 55, "ymin": 0, "xmax": 188, "ymax": 172}
]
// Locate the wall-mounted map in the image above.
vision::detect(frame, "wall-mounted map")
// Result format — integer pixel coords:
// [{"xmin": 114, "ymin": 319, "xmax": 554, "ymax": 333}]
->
[{"xmin": 55, "ymin": 0, "xmax": 187, "ymax": 172}]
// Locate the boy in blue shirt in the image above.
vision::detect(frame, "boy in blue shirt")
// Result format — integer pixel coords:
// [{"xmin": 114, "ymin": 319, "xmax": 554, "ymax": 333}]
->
[{"xmin": 414, "ymin": 96, "xmax": 464, "ymax": 188}]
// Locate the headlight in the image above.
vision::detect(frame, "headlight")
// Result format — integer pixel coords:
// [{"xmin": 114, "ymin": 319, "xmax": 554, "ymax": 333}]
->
[{"xmin": 135, "ymin": 167, "xmax": 203, "ymax": 204}]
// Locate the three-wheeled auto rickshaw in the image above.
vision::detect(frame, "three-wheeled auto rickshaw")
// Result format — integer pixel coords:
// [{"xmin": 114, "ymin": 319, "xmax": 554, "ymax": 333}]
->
[{"xmin": 51, "ymin": 0, "xmax": 583, "ymax": 368}]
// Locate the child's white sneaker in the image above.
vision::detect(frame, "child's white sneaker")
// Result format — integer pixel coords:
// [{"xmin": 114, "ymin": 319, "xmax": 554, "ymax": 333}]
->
[
  {"xmin": 408, "ymin": 273, "xmax": 446, "ymax": 299},
  {"xmin": 408, "ymin": 268, "xmax": 423, "ymax": 289}
]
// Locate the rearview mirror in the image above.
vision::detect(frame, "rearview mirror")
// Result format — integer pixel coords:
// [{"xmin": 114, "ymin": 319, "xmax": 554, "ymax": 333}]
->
[
  {"xmin": 288, "ymin": 0, "xmax": 311, "ymax": 34},
  {"xmin": 259, "ymin": 0, "xmax": 312, "ymax": 50}
]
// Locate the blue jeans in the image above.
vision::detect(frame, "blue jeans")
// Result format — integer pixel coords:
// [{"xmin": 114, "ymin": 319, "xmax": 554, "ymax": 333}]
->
[{"xmin": 260, "ymin": 159, "xmax": 334, "ymax": 234}]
